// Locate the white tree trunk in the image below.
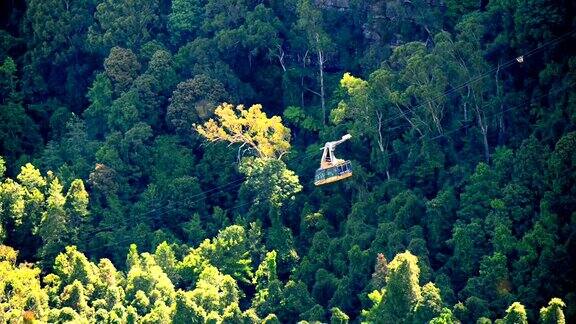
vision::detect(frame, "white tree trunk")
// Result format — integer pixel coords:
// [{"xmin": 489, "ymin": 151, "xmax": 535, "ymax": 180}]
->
[
  {"xmin": 316, "ymin": 33, "xmax": 326, "ymax": 125},
  {"xmin": 476, "ymin": 108, "xmax": 490, "ymax": 163},
  {"xmin": 376, "ymin": 110, "xmax": 391, "ymax": 180}
]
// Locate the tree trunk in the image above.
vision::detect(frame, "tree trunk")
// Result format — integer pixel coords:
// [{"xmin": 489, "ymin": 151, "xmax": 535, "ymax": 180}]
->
[
  {"xmin": 464, "ymin": 86, "xmax": 470, "ymax": 135},
  {"xmin": 482, "ymin": 128, "xmax": 490, "ymax": 164},
  {"xmin": 316, "ymin": 33, "xmax": 326, "ymax": 125},
  {"xmin": 495, "ymin": 62, "xmax": 505, "ymax": 144},
  {"xmin": 395, "ymin": 103, "xmax": 423, "ymax": 137},
  {"xmin": 301, "ymin": 75, "xmax": 305, "ymax": 109},
  {"xmin": 376, "ymin": 110, "xmax": 391, "ymax": 180},
  {"xmin": 301, "ymin": 50, "xmax": 309, "ymax": 109},
  {"xmin": 477, "ymin": 111, "xmax": 490, "ymax": 163},
  {"xmin": 276, "ymin": 45, "xmax": 286, "ymax": 72}
]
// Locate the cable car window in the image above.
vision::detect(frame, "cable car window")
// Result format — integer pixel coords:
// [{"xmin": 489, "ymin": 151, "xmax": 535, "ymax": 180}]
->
[{"xmin": 328, "ymin": 167, "xmax": 336, "ymax": 177}]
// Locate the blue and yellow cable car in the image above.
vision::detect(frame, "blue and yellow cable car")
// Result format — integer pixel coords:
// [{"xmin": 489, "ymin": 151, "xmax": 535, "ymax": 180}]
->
[{"xmin": 314, "ymin": 134, "xmax": 353, "ymax": 186}]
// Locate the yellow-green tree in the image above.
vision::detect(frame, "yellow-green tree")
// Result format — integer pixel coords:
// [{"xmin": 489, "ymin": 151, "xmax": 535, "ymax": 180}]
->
[
  {"xmin": 0, "ymin": 160, "xmax": 89, "ymax": 260},
  {"xmin": 195, "ymin": 103, "xmax": 291, "ymax": 160},
  {"xmin": 363, "ymin": 251, "xmax": 422, "ymax": 322},
  {"xmin": 539, "ymin": 298, "xmax": 566, "ymax": 324},
  {"xmin": 0, "ymin": 245, "xmax": 49, "ymax": 322},
  {"xmin": 196, "ymin": 103, "xmax": 301, "ymax": 215},
  {"xmin": 497, "ymin": 302, "xmax": 528, "ymax": 324},
  {"xmin": 363, "ymin": 251, "xmax": 444, "ymax": 323}
]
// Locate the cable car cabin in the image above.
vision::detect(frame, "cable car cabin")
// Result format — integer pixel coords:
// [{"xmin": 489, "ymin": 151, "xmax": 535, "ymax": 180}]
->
[
  {"xmin": 314, "ymin": 160, "xmax": 352, "ymax": 185},
  {"xmin": 314, "ymin": 134, "xmax": 353, "ymax": 186}
]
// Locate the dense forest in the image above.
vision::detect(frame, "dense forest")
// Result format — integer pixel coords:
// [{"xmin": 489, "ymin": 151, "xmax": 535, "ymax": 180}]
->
[{"xmin": 1, "ymin": 0, "xmax": 575, "ymax": 322}]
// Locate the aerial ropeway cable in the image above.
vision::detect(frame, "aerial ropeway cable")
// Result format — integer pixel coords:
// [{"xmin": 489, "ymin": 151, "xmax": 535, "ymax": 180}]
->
[
  {"xmin": 59, "ymin": 79, "xmax": 575, "ymax": 260},
  {"xmin": 57, "ymin": 28, "xmax": 576, "ymax": 257}
]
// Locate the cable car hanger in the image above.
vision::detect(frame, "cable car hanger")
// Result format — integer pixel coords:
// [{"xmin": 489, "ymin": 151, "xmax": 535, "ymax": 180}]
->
[{"xmin": 314, "ymin": 134, "xmax": 353, "ymax": 186}]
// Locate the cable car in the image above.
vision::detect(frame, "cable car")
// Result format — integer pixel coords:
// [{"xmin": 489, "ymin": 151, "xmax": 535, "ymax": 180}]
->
[{"xmin": 314, "ymin": 134, "xmax": 353, "ymax": 186}]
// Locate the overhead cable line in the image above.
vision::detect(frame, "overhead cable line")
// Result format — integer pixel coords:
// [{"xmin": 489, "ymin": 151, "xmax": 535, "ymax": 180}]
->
[
  {"xmin": 42, "ymin": 29, "xmax": 576, "ymax": 260},
  {"xmin": 378, "ymin": 28, "xmax": 576, "ymax": 126},
  {"xmin": 62, "ymin": 80, "xmax": 575, "ymax": 259},
  {"xmin": 123, "ymin": 27, "xmax": 576, "ymax": 227}
]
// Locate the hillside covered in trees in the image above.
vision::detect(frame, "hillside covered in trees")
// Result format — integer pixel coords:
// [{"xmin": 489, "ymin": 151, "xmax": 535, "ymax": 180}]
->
[{"xmin": 1, "ymin": 0, "xmax": 575, "ymax": 322}]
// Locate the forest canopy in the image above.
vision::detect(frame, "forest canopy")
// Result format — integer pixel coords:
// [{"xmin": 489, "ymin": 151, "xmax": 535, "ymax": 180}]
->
[{"xmin": 1, "ymin": 0, "xmax": 575, "ymax": 323}]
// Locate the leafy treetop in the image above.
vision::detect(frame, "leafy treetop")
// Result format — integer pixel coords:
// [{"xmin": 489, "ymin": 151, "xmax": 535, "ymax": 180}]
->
[{"xmin": 195, "ymin": 103, "xmax": 291, "ymax": 160}]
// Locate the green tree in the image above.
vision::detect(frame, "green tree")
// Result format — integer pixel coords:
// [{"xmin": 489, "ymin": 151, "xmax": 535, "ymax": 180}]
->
[
  {"xmin": 176, "ymin": 264, "xmax": 243, "ymax": 322},
  {"xmin": 239, "ymin": 157, "xmax": 302, "ymax": 213},
  {"xmin": 461, "ymin": 252, "xmax": 513, "ymax": 315},
  {"xmin": 236, "ymin": 4, "xmax": 282, "ymax": 68},
  {"xmin": 181, "ymin": 225, "xmax": 252, "ymax": 284},
  {"xmin": 153, "ymin": 242, "xmax": 179, "ymax": 284},
  {"xmin": 337, "ymin": 71, "xmax": 395, "ymax": 178},
  {"xmin": 22, "ymin": 0, "xmax": 96, "ymax": 104},
  {"xmin": 103, "ymin": 47, "xmax": 141, "ymax": 94},
  {"xmin": 414, "ymin": 282, "xmax": 444, "ymax": 323},
  {"xmin": 251, "ymin": 250, "xmax": 282, "ymax": 316},
  {"xmin": 497, "ymin": 302, "xmax": 528, "ymax": 324},
  {"xmin": 435, "ymin": 21, "xmax": 496, "ymax": 162},
  {"xmin": 167, "ymin": 75, "xmax": 228, "ymax": 137},
  {"xmin": 0, "ymin": 156, "xmax": 5, "ymax": 179},
  {"xmin": 168, "ymin": 0, "xmax": 205, "ymax": 45},
  {"xmin": 458, "ymin": 162, "xmax": 500, "ymax": 221},
  {"xmin": 88, "ymin": 0, "xmax": 161, "ymax": 52},
  {"xmin": 106, "ymin": 88, "xmax": 139, "ymax": 132},
  {"xmin": 330, "ymin": 307, "xmax": 349, "ymax": 324},
  {"xmin": 387, "ymin": 41, "xmax": 448, "ymax": 135},
  {"xmin": 430, "ymin": 307, "xmax": 458, "ymax": 324},
  {"xmin": 279, "ymin": 279, "xmax": 317, "ymax": 322},
  {"xmin": 363, "ymin": 251, "xmax": 423, "ymax": 323},
  {"xmin": 172, "ymin": 290, "xmax": 207, "ymax": 324},
  {"xmin": 0, "ymin": 56, "xmax": 17, "ymax": 101},
  {"xmin": 59, "ymin": 280, "xmax": 91, "ymax": 316},
  {"xmin": 84, "ymin": 73, "xmax": 113, "ymax": 138},
  {"xmin": 295, "ymin": 0, "xmax": 332, "ymax": 124},
  {"xmin": 0, "ymin": 162, "xmax": 87, "ymax": 260},
  {"xmin": 52, "ymin": 246, "xmax": 99, "ymax": 290},
  {"xmin": 547, "ymin": 132, "xmax": 576, "ymax": 213},
  {"xmin": 124, "ymin": 247, "xmax": 176, "ymax": 317},
  {"xmin": 0, "ymin": 58, "xmax": 42, "ymax": 163},
  {"xmin": 448, "ymin": 218, "xmax": 487, "ymax": 278},
  {"xmin": 425, "ymin": 188, "xmax": 458, "ymax": 254}
]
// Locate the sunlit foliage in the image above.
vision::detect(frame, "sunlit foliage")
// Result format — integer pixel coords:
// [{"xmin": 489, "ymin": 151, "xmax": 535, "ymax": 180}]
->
[
  {"xmin": 196, "ymin": 103, "xmax": 291, "ymax": 160},
  {"xmin": 1, "ymin": 0, "xmax": 575, "ymax": 322}
]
